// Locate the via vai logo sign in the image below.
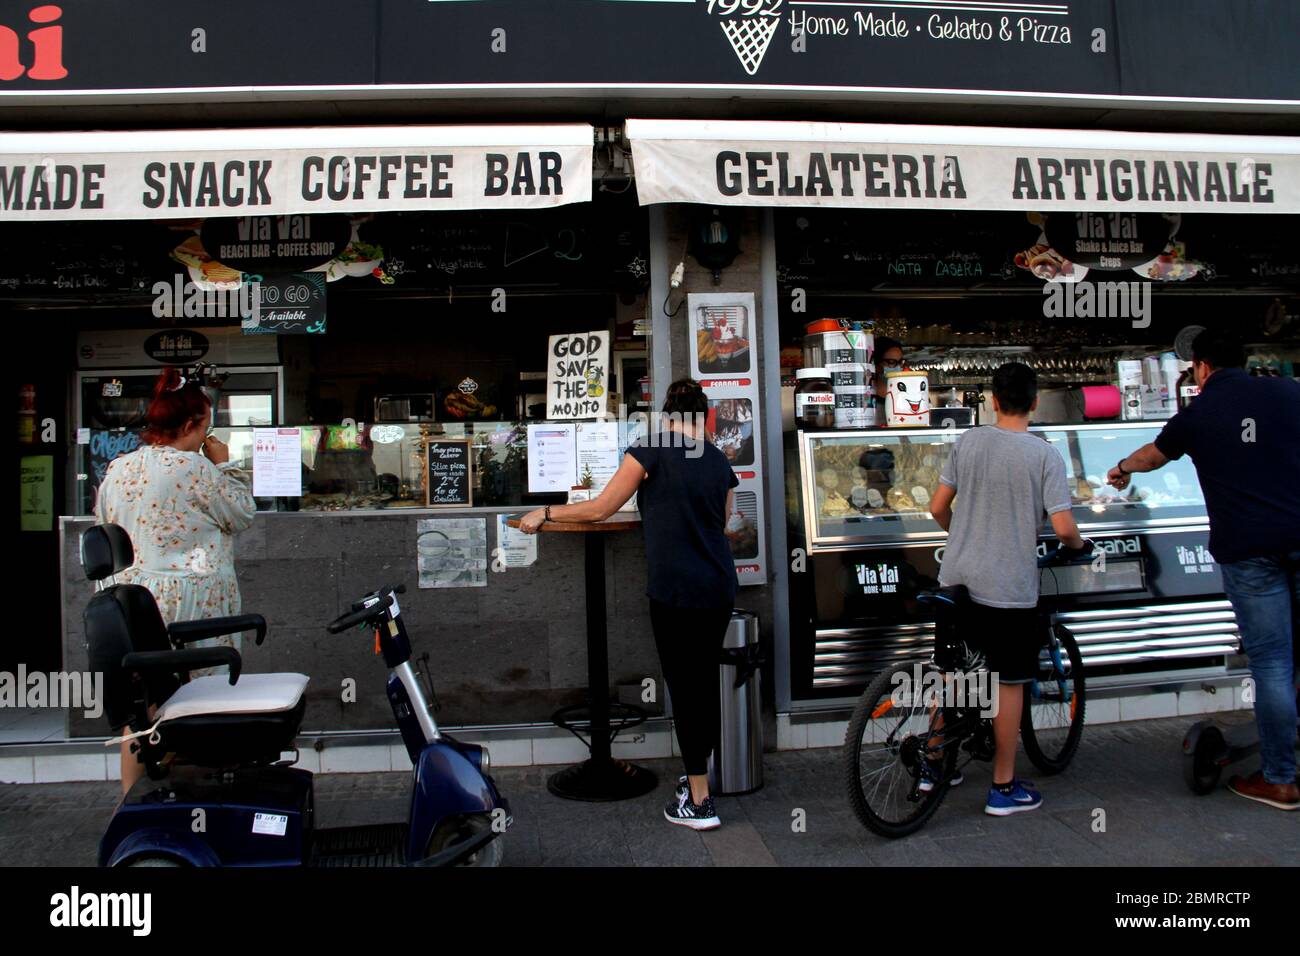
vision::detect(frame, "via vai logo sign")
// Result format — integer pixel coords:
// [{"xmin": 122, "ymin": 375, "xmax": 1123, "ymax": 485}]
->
[
  {"xmin": 0, "ymin": 5, "xmax": 67, "ymax": 81},
  {"xmin": 856, "ymin": 561, "xmax": 899, "ymax": 595},
  {"xmin": 1175, "ymin": 544, "xmax": 1215, "ymax": 575},
  {"xmin": 707, "ymin": 0, "xmax": 782, "ymax": 76}
]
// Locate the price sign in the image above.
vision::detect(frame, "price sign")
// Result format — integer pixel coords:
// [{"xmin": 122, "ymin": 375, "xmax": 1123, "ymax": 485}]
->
[{"xmin": 423, "ymin": 438, "xmax": 472, "ymax": 507}]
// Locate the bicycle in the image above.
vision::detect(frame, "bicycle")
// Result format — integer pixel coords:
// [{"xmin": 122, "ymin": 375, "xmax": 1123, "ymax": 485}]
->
[{"xmin": 843, "ymin": 541, "xmax": 1094, "ymax": 838}]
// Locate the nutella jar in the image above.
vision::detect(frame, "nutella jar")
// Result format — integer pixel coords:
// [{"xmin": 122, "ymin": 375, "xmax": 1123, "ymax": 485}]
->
[{"xmin": 795, "ymin": 368, "xmax": 835, "ymax": 430}]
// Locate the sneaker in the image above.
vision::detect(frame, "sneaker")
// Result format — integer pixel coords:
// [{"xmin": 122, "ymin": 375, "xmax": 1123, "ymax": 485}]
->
[
  {"xmin": 664, "ymin": 788, "xmax": 721, "ymax": 830},
  {"xmin": 985, "ymin": 779, "xmax": 1042, "ymax": 816},
  {"xmin": 917, "ymin": 761, "xmax": 963, "ymax": 793},
  {"xmin": 1227, "ymin": 771, "xmax": 1300, "ymax": 811}
]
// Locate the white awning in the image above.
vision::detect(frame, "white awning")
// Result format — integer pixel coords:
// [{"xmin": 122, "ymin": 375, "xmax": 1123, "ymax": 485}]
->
[
  {"xmin": 627, "ymin": 119, "xmax": 1300, "ymax": 214},
  {"xmin": 0, "ymin": 124, "xmax": 593, "ymax": 220}
]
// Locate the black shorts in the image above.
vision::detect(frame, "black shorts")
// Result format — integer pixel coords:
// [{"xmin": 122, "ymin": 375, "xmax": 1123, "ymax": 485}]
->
[{"xmin": 959, "ymin": 602, "xmax": 1045, "ymax": 685}]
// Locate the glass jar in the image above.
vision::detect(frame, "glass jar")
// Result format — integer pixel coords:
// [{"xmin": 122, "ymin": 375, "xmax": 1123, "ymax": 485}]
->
[{"xmin": 795, "ymin": 368, "xmax": 835, "ymax": 430}]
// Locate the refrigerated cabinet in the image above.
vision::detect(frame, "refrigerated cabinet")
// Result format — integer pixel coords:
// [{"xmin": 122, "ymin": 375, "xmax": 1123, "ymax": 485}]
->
[{"xmin": 786, "ymin": 422, "xmax": 1241, "ymax": 702}]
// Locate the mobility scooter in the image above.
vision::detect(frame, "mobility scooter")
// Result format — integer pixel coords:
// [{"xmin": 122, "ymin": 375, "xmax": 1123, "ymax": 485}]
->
[{"xmin": 83, "ymin": 523, "xmax": 510, "ymax": 867}]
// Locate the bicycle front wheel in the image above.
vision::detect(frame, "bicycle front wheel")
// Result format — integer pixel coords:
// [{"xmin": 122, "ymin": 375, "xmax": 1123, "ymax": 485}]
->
[
  {"xmin": 843, "ymin": 662, "xmax": 957, "ymax": 839},
  {"xmin": 1021, "ymin": 623, "xmax": 1086, "ymax": 774}
]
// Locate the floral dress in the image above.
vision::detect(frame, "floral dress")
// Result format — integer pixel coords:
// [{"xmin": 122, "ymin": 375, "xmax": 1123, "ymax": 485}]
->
[{"xmin": 94, "ymin": 444, "xmax": 257, "ymax": 669}]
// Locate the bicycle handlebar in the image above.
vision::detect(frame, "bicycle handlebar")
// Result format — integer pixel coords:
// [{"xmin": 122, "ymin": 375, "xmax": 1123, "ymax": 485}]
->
[
  {"xmin": 1038, "ymin": 539, "xmax": 1096, "ymax": 568},
  {"xmin": 326, "ymin": 584, "xmax": 406, "ymax": 634}
]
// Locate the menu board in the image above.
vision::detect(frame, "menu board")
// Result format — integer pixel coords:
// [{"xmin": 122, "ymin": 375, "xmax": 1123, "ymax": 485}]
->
[{"xmin": 424, "ymin": 438, "xmax": 473, "ymax": 507}]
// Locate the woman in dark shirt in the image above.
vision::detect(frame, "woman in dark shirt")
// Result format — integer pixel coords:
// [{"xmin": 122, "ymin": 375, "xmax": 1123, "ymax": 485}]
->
[{"xmin": 518, "ymin": 379, "xmax": 739, "ymax": 829}]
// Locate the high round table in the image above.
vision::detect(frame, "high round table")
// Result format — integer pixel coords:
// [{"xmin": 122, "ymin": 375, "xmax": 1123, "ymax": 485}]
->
[{"xmin": 507, "ymin": 513, "xmax": 658, "ymax": 801}]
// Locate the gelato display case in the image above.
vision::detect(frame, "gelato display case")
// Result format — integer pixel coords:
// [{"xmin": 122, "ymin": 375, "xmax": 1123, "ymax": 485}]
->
[{"xmin": 786, "ymin": 422, "xmax": 1241, "ymax": 703}]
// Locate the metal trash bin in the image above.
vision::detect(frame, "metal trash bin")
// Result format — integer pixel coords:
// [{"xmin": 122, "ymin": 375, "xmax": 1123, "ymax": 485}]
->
[{"xmin": 708, "ymin": 611, "xmax": 764, "ymax": 795}]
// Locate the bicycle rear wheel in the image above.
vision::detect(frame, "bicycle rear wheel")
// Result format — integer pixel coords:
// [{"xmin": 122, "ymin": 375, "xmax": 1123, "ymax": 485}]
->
[
  {"xmin": 843, "ymin": 662, "xmax": 958, "ymax": 839},
  {"xmin": 1021, "ymin": 623, "xmax": 1086, "ymax": 774}
]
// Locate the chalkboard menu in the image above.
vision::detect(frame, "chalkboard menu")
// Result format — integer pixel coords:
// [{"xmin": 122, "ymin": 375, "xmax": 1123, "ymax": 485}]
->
[{"xmin": 424, "ymin": 438, "xmax": 472, "ymax": 507}]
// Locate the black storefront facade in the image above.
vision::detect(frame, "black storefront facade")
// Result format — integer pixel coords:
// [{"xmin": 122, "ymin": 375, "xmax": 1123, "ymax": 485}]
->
[{"xmin": 4, "ymin": 0, "xmax": 1299, "ymax": 779}]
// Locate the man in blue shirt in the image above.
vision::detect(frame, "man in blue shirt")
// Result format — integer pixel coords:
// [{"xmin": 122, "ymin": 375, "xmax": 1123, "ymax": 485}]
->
[{"xmin": 1108, "ymin": 330, "xmax": 1300, "ymax": 811}]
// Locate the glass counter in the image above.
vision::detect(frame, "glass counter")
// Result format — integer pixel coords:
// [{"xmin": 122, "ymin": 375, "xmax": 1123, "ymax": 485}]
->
[
  {"xmin": 222, "ymin": 422, "xmax": 538, "ymax": 512},
  {"xmin": 78, "ymin": 421, "xmax": 549, "ymax": 515},
  {"xmin": 795, "ymin": 422, "xmax": 1208, "ymax": 545}
]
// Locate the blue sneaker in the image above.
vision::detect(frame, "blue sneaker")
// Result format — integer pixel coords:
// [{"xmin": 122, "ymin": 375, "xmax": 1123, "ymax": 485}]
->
[{"xmin": 985, "ymin": 779, "xmax": 1042, "ymax": 816}]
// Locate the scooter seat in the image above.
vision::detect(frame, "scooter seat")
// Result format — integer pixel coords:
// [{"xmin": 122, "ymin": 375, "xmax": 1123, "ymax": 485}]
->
[
  {"xmin": 145, "ymin": 673, "xmax": 310, "ymax": 767},
  {"xmin": 160, "ymin": 673, "xmax": 309, "ymax": 721}
]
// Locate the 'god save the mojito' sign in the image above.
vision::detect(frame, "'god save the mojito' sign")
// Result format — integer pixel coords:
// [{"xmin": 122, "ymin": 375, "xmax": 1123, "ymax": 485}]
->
[{"xmin": 547, "ymin": 331, "xmax": 609, "ymax": 420}]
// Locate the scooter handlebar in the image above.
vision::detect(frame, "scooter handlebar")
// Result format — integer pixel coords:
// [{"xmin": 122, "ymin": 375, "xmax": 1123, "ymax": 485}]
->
[{"xmin": 327, "ymin": 584, "xmax": 406, "ymax": 633}]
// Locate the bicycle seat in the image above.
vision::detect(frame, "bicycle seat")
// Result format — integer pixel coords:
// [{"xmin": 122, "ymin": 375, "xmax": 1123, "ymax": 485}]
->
[
  {"xmin": 918, "ymin": 585, "xmax": 971, "ymax": 671},
  {"xmin": 82, "ymin": 524, "xmax": 308, "ymax": 771},
  {"xmin": 917, "ymin": 584, "xmax": 970, "ymax": 611}
]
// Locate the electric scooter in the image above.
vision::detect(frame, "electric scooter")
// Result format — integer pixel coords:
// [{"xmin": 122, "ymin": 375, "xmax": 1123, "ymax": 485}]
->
[
  {"xmin": 1182, "ymin": 690, "xmax": 1300, "ymax": 795},
  {"xmin": 84, "ymin": 524, "xmax": 510, "ymax": 867}
]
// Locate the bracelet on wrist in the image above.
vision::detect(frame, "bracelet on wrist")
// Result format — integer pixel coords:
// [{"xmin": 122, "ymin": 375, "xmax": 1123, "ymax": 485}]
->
[
  {"xmin": 544, "ymin": 505, "xmax": 552, "ymax": 522},
  {"xmin": 1116, "ymin": 458, "xmax": 1129, "ymax": 476}
]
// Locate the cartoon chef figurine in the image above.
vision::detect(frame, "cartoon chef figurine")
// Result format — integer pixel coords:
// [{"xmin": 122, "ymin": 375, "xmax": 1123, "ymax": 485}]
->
[{"xmin": 884, "ymin": 369, "xmax": 930, "ymax": 426}]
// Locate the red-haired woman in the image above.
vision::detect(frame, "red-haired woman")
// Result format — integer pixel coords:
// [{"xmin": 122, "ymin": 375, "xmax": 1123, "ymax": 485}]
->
[{"xmin": 95, "ymin": 366, "xmax": 257, "ymax": 793}]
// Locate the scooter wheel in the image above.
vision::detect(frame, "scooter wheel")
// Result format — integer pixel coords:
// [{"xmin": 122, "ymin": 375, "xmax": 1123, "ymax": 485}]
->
[
  {"xmin": 1183, "ymin": 723, "xmax": 1226, "ymax": 795},
  {"xmin": 123, "ymin": 856, "xmax": 185, "ymax": 867}
]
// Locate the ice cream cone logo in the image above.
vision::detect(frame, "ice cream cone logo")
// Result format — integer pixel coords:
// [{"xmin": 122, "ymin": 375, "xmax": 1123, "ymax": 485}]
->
[{"xmin": 711, "ymin": 4, "xmax": 781, "ymax": 77}]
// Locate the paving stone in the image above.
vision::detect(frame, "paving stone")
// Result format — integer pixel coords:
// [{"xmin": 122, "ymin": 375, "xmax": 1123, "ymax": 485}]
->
[{"xmin": 1, "ymin": 716, "xmax": 1297, "ymax": 867}]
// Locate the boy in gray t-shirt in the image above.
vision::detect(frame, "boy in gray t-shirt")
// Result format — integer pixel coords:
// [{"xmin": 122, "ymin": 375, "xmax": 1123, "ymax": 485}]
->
[
  {"xmin": 937, "ymin": 427, "xmax": 1071, "ymax": 608},
  {"xmin": 928, "ymin": 362, "xmax": 1086, "ymax": 817}
]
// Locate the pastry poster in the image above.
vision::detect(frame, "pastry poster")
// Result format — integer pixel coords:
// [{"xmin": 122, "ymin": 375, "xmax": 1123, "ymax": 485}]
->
[{"xmin": 687, "ymin": 292, "xmax": 765, "ymax": 588}]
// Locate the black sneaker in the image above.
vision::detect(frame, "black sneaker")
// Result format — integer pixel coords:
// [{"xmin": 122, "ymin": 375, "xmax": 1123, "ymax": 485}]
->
[
  {"xmin": 917, "ymin": 760, "xmax": 963, "ymax": 793},
  {"xmin": 664, "ymin": 787, "xmax": 721, "ymax": 830}
]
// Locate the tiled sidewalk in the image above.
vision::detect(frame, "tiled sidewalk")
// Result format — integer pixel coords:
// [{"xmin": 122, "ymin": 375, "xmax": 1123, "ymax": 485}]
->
[{"xmin": 0, "ymin": 716, "xmax": 1294, "ymax": 867}]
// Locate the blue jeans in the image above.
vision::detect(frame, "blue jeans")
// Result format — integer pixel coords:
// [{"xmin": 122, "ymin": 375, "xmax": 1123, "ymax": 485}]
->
[{"xmin": 1219, "ymin": 552, "xmax": 1300, "ymax": 785}]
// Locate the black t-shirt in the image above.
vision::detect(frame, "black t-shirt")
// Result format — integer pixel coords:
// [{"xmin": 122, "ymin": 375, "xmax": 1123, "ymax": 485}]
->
[
  {"xmin": 627, "ymin": 436, "xmax": 739, "ymax": 609},
  {"xmin": 1154, "ymin": 367, "xmax": 1300, "ymax": 563}
]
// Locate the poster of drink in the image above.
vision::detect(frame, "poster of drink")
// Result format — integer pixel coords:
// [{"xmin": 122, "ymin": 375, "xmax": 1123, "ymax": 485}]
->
[{"xmin": 546, "ymin": 331, "xmax": 610, "ymax": 420}]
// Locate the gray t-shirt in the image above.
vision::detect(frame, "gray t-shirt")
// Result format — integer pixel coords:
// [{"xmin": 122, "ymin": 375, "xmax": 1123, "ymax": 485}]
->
[{"xmin": 937, "ymin": 426, "xmax": 1071, "ymax": 608}]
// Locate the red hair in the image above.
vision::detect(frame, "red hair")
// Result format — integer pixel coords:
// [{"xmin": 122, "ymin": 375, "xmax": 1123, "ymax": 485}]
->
[{"xmin": 142, "ymin": 367, "xmax": 211, "ymax": 445}]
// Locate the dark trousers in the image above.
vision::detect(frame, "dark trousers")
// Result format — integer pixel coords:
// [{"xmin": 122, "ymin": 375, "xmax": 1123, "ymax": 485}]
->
[{"xmin": 650, "ymin": 598, "xmax": 733, "ymax": 777}]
